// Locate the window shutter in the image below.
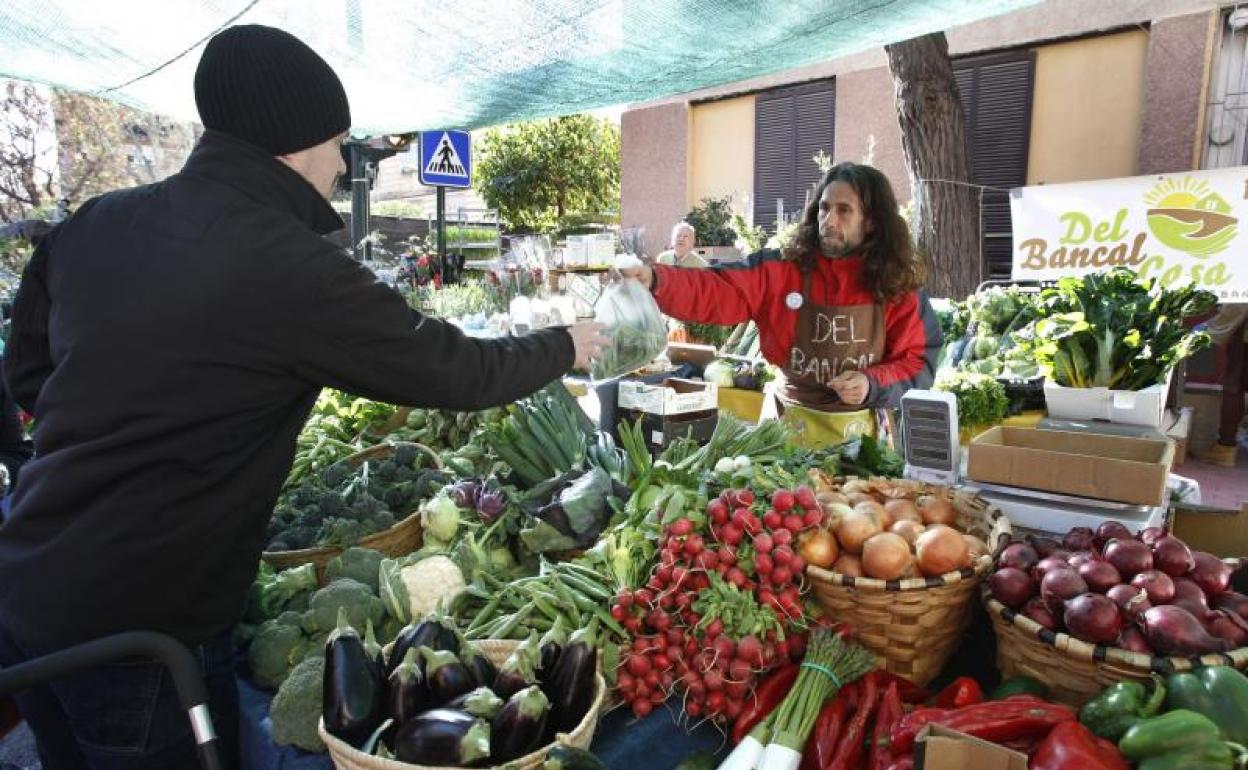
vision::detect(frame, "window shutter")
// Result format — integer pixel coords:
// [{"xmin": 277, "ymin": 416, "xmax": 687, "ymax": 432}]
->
[
  {"xmin": 953, "ymin": 51, "xmax": 1034, "ymax": 278},
  {"xmin": 753, "ymin": 80, "xmax": 835, "ymax": 234}
]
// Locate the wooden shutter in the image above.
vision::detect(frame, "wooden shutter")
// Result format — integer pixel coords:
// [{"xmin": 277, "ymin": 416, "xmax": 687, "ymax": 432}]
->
[
  {"xmin": 753, "ymin": 80, "xmax": 835, "ymax": 233},
  {"xmin": 953, "ymin": 51, "xmax": 1035, "ymax": 278}
]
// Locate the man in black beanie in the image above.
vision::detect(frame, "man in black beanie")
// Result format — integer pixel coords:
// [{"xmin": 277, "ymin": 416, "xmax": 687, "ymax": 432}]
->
[{"xmin": 0, "ymin": 24, "xmax": 607, "ymax": 768}]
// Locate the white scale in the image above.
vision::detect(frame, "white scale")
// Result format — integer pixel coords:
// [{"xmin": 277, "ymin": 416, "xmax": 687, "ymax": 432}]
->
[{"xmin": 899, "ymin": 390, "xmax": 1170, "ymax": 539}]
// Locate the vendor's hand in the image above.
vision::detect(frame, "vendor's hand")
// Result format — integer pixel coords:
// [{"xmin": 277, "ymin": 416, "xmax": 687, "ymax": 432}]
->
[
  {"xmin": 568, "ymin": 322, "xmax": 612, "ymax": 371},
  {"xmin": 616, "ymin": 264, "xmax": 653, "ymax": 290},
  {"xmin": 830, "ymin": 371, "xmax": 870, "ymax": 406}
]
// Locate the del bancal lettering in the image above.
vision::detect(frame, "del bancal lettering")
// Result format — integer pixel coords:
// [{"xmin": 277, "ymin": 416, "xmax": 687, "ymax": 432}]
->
[{"xmin": 790, "ymin": 348, "xmax": 877, "ymax": 384}]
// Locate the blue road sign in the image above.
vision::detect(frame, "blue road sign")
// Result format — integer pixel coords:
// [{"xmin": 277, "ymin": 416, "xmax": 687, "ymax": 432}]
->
[{"xmin": 419, "ymin": 130, "xmax": 472, "ymax": 188}]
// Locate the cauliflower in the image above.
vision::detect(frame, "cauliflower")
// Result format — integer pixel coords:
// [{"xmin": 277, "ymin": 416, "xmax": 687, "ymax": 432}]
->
[
  {"xmin": 270, "ymin": 656, "xmax": 326, "ymax": 753},
  {"xmin": 379, "ymin": 554, "xmax": 466, "ymax": 624},
  {"xmin": 300, "ymin": 578, "xmax": 385, "ymax": 635}
]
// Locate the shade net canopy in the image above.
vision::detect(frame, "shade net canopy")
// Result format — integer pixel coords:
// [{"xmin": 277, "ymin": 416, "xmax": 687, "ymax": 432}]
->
[{"xmin": 0, "ymin": 0, "xmax": 1041, "ymax": 134}]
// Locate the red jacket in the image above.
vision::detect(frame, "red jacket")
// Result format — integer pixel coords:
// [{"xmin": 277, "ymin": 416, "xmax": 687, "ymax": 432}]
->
[{"xmin": 654, "ymin": 250, "xmax": 941, "ymax": 407}]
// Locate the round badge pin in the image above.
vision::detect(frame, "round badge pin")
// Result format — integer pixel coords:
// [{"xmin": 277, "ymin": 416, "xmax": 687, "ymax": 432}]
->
[{"xmin": 785, "ymin": 292, "xmax": 804, "ymax": 310}]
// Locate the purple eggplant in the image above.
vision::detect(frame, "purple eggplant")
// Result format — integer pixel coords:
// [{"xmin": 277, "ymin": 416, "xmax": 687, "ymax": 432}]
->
[
  {"xmin": 538, "ymin": 617, "xmax": 568, "ymax": 677},
  {"xmin": 392, "ymin": 708, "xmax": 491, "ymax": 766},
  {"xmin": 460, "ymin": 641, "xmax": 499, "ymax": 690},
  {"xmin": 491, "ymin": 685, "xmax": 550, "ymax": 763},
  {"xmin": 323, "ymin": 608, "xmax": 384, "ymax": 748},
  {"xmin": 545, "ymin": 619, "xmax": 598, "ymax": 736},
  {"xmin": 388, "ymin": 614, "xmax": 460, "ymax": 678},
  {"xmin": 385, "ymin": 648, "xmax": 430, "ymax": 733},
  {"xmin": 421, "ymin": 646, "xmax": 476, "ymax": 706},
  {"xmin": 493, "ymin": 632, "xmax": 540, "ymax": 701},
  {"xmin": 446, "ymin": 686, "xmax": 504, "ymax": 719}
]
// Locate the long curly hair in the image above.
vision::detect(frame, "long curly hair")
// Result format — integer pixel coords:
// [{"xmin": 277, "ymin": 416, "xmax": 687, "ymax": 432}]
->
[{"xmin": 784, "ymin": 163, "xmax": 924, "ymax": 302}]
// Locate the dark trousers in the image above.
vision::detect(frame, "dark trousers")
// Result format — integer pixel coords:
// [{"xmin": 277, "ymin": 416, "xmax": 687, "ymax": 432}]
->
[
  {"xmin": 1220, "ymin": 327, "xmax": 1247, "ymax": 445},
  {"xmin": 0, "ymin": 625, "xmax": 240, "ymax": 770}
]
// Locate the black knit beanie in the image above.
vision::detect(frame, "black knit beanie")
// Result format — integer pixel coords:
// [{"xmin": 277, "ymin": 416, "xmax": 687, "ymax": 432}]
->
[{"xmin": 194, "ymin": 24, "xmax": 351, "ymax": 156}]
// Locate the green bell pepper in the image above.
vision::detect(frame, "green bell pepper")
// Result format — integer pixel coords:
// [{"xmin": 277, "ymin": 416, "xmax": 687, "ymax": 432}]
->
[
  {"xmin": 990, "ymin": 675, "xmax": 1050, "ymax": 701},
  {"xmin": 1079, "ymin": 674, "xmax": 1166, "ymax": 742},
  {"xmin": 1118, "ymin": 709, "xmax": 1222, "ymax": 761},
  {"xmin": 1165, "ymin": 666, "xmax": 1248, "ymax": 744},
  {"xmin": 1136, "ymin": 738, "xmax": 1236, "ymax": 770}
]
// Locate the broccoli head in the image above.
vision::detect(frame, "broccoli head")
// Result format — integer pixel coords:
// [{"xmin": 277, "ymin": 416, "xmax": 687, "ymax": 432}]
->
[
  {"xmin": 272, "ymin": 525, "xmax": 319, "ymax": 552},
  {"xmin": 324, "ymin": 547, "xmax": 384, "ymax": 593},
  {"xmin": 392, "ymin": 465, "xmax": 416, "ymax": 484},
  {"xmin": 317, "ymin": 492, "xmax": 349, "ymax": 519},
  {"xmin": 292, "ymin": 484, "xmax": 323, "ymax": 507},
  {"xmin": 319, "ymin": 462, "xmax": 352, "ymax": 489},
  {"xmin": 300, "ymin": 578, "xmax": 385, "ymax": 634},
  {"xmin": 247, "ymin": 619, "xmax": 308, "ymax": 690},
  {"xmin": 348, "ymin": 493, "xmax": 385, "ymax": 522},
  {"xmin": 315, "ymin": 517, "xmax": 364, "ymax": 548},
  {"xmin": 269, "ymin": 656, "xmax": 325, "ymax": 753},
  {"xmin": 369, "ymin": 511, "xmax": 396, "ymax": 533},
  {"xmin": 375, "ymin": 460, "xmax": 399, "ymax": 482},
  {"xmin": 393, "ymin": 444, "xmax": 419, "ymax": 468},
  {"xmin": 243, "ymin": 562, "xmax": 318, "ymax": 624}
]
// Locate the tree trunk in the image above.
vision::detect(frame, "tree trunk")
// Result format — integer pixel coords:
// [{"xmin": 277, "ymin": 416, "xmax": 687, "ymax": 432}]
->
[{"xmin": 886, "ymin": 33, "xmax": 982, "ymax": 300}]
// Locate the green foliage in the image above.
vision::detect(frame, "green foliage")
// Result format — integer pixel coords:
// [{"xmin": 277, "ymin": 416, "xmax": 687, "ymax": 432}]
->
[
  {"xmin": 731, "ymin": 213, "xmax": 766, "ymax": 254},
  {"xmin": 934, "ymin": 371, "xmax": 1009, "ymax": 430},
  {"xmin": 684, "ymin": 196, "xmax": 737, "ymax": 247},
  {"xmin": 476, "ymin": 115, "xmax": 620, "ymax": 231},
  {"xmin": 1017, "ymin": 269, "xmax": 1217, "ymax": 390},
  {"xmin": 242, "ymin": 562, "xmax": 318, "ymax": 624},
  {"xmin": 269, "ymin": 656, "xmax": 326, "ymax": 753},
  {"xmin": 967, "ymin": 286, "xmax": 1036, "ymax": 336},
  {"xmin": 408, "ymin": 278, "xmax": 506, "ymax": 318}
]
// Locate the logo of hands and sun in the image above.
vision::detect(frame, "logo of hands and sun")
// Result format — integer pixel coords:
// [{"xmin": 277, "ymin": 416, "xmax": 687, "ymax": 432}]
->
[{"xmin": 1144, "ymin": 177, "xmax": 1238, "ymax": 258}]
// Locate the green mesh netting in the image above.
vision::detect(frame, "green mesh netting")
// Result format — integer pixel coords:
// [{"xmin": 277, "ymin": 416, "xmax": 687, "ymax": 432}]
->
[{"xmin": 0, "ymin": 0, "xmax": 1041, "ymax": 133}]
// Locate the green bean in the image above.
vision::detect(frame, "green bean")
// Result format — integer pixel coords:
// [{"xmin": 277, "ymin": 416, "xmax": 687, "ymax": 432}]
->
[
  {"xmin": 492, "ymin": 603, "xmax": 533, "ymax": 640},
  {"xmin": 466, "ymin": 595, "xmax": 503, "ymax": 633},
  {"xmin": 557, "ymin": 571, "xmax": 612, "ymax": 602}
]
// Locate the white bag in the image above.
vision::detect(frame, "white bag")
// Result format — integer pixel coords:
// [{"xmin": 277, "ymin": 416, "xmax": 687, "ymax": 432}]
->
[{"xmin": 590, "ymin": 278, "xmax": 668, "ymax": 381}]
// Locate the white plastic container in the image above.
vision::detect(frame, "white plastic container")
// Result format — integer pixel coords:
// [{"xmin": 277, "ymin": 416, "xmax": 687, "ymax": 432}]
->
[{"xmin": 1042, "ymin": 369, "xmax": 1173, "ymax": 428}]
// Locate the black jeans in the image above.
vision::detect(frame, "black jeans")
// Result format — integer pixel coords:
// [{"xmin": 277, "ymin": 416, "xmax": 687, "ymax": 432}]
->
[{"xmin": 0, "ymin": 624, "xmax": 240, "ymax": 770}]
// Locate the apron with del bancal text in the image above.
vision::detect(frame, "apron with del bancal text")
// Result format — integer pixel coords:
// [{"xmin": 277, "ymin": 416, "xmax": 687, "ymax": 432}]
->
[{"xmin": 761, "ymin": 270, "xmax": 885, "ymax": 448}]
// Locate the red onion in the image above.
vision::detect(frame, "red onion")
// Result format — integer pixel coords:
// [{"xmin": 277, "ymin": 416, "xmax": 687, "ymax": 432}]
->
[
  {"xmin": 1207, "ymin": 610, "xmax": 1248, "ymax": 648},
  {"xmin": 1137, "ymin": 527, "xmax": 1167, "ymax": 547},
  {"xmin": 1032, "ymin": 556, "xmax": 1071, "ymax": 583},
  {"xmin": 1151, "ymin": 535, "xmax": 1195, "ymax": 578},
  {"xmin": 1131, "ymin": 570, "xmax": 1176, "ymax": 605},
  {"xmin": 1023, "ymin": 596, "xmax": 1060, "ymax": 631},
  {"xmin": 998, "ymin": 543, "xmax": 1039, "ymax": 572},
  {"xmin": 1172, "ymin": 577, "xmax": 1213, "ymax": 619},
  {"xmin": 990, "ymin": 568, "xmax": 1035, "ymax": 610},
  {"xmin": 1078, "ymin": 560, "xmax": 1122, "ymax": 594},
  {"xmin": 1068, "ymin": 552, "xmax": 1100, "ymax": 570},
  {"xmin": 1107, "ymin": 584, "xmax": 1151, "ymax": 621},
  {"xmin": 1139, "ymin": 605, "xmax": 1231, "ymax": 656},
  {"xmin": 1189, "ymin": 552, "xmax": 1234, "ymax": 596},
  {"xmin": 1211, "ymin": 591, "xmax": 1248, "ymax": 621},
  {"xmin": 1048, "ymin": 549, "xmax": 1073, "ymax": 562},
  {"xmin": 1026, "ymin": 536, "xmax": 1061, "ymax": 558},
  {"xmin": 1117, "ymin": 626, "xmax": 1155, "ymax": 655},
  {"xmin": 1063, "ymin": 527, "xmax": 1095, "ymax": 553},
  {"xmin": 1095, "ymin": 521, "xmax": 1133, "ymax": 550},
  {"xmin": 1104, "ymin": 538, "xmax": 1153, "ymax": 579},
  {"xmin": 1065, "ymin": 593, "xmax": 1123, "ymax": 644},
  {"xmin": 1042, "ymin": 567, "xmax": 1089, "ymax": 615}
]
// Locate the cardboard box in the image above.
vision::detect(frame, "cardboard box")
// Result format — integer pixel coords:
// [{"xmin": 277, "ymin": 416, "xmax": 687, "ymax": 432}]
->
[
  {"xmin": 618, "ymin": 378, "xmax": 718, "ymax": 416},
  {"xmin": 664, "ymin": 342, "xmax": 719, "ymax": 370},
  {"xmin": 916, "ymin": 725, "xmax": 1028, "ymax": 770},
  {"xmin": 624, "ymin": 409, "xmax": 718, "ymax": 451},
  {"xmin": 967, "ymin": 426, "xmax": 1174, "ymax": 507},
  {"xmin": 1173, "ymin": 501, "xmax": 1248, "ymax": 558},
  {"xmin": 1043, "ymin": 369, "xmax": 1173, "ymax": 428}
]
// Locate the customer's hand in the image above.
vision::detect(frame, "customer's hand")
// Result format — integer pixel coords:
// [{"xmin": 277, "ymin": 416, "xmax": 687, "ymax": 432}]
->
[
  {"xmin": 568, "ymin": 322, "xmax": 612, "ymax": 371},
  {"xmin": 830, "ymin": 371, "xmax": 870, "ymax": 406},
  {"xmin": 616, "ymin": 263, "xmax": 654, "ymax": 290}
]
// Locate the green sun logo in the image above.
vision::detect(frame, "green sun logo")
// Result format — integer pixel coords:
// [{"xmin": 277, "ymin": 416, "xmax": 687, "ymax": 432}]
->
[{"xmin": 1144, "ymin": 177, "xmax": 1237, "ymax": 258}]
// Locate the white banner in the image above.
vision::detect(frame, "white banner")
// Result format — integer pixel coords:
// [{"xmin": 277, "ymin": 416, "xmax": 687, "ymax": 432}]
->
[{"xmin": 1010, "ymin": 167, "xmax": 1247, "ymax": 303}]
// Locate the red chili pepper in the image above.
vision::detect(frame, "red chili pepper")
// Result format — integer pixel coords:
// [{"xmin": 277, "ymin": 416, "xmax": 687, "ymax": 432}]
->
[
  {"xmin": 929, "ymin": 676, "xmax": 984, "ymax": 709},
  {"xmin": 889, "ymin": 696, "xmax": 1076, "ymax": 758},
  {"xmin": 799, "ymin": 692, "xmax": 851, "ymax": 770},
  {"xmin": 828, "ymin": 671, "xmax": 881, "ymax": 770},
  {"xmin": 869, "ymin": 682, "xmax": 903, "ymax": 770},
  {"xmin": 884, "ymin": 758, "xmax": 913, "ymax": 770},
  {"xmin": 871, "ymin": 670, "xmax": 929, "ymax": 705},
  {"xmin": 731, "ymin": 663, "xmax": 799, "ymax": 744},
  {"xmin": 1029, "ymin": 721, "xmax": 1131, "ymax": 770}
]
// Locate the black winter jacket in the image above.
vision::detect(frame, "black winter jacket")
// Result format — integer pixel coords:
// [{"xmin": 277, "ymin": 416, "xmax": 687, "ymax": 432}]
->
[{"xmin": 0, "ymin": 130, "xmax": 573, "ymax": 650}]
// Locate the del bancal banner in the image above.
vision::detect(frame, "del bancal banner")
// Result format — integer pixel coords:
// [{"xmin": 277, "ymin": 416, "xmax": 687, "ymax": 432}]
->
[{"xmin": 1010, "ymin": 166, "xmax": 1246, "ymax": 303}]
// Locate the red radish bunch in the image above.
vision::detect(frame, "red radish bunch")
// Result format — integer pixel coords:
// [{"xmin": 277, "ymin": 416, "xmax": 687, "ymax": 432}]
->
[{"xmin": 611, "ymin": 486, "xmax": 819, "ymax": 722}]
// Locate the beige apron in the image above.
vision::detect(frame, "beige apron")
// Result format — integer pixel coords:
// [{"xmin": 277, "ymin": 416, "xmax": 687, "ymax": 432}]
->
[{"xmin": 762, "ymin": 270, "xmax": 885, "ymax": 447}]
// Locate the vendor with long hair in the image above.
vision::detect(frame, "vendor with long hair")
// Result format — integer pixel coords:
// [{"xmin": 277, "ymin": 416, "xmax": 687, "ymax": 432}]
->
[{"xmin": 622, "ymin": 162, "xmax": 941, "ymax": 444}]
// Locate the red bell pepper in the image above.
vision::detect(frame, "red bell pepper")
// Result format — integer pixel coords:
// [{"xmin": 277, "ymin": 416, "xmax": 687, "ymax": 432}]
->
[
  {"xmin": 731, "ymin": 663, "xmax": 799, "ymax": 744},
  {"xmin": 799, "ymin": 692, "xmax": 851, "ymax": 770},
  {"xmin": 889, "ymin": 695, "xmax": 1076, "ymax": 758},
  {"xmin": 872, "ymin": 670, "xmax": 929, "ymax": 705},
  {"xmin": 929, "ymin": 676, "xmax": 984, "ymax": 709},
  {"xmin": 827, "ymin": 671, "xmax": 881, "ymax": 770},
  {"xmin": 1029, "ymin": 722, "xmax": 1131, "ymax": 770},
  {"xmin": 869, "ymin": 682, "xmax": 903, "ymax": 770}
]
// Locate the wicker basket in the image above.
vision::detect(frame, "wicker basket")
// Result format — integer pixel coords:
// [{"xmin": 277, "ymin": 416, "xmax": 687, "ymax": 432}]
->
[
  {"xmin": 262, "ymin": 442, "xmax": 441, "ymax": 582},
  {"xmin": 319, "ymin": 639, "xmax": 607, "ymax": 770},
  {"xmin": 984, "ymin": 585, "xmax": 1248, "ymax": 706},
  {"xmin": 807, "ymin": 485, "xmax": 1012, "ymax": 687}
]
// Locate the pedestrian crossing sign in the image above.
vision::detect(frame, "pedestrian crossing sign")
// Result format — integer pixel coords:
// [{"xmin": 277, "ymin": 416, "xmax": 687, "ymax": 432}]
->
[{"xmin": 419, "ymin": 130, "xmax": 472, "ymax": 188}]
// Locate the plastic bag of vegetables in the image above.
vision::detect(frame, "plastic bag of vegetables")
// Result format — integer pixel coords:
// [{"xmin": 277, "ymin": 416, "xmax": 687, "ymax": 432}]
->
[{"xmin": 589, "ymin": 278, "xmax": 668, "ymax": 382}]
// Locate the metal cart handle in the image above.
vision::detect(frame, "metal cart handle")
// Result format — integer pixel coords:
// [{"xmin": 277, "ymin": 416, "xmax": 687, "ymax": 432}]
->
[{"xmin": 0, "ymin": 631, "xmax": 224, "ymax": 770}]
